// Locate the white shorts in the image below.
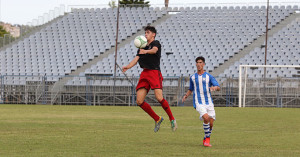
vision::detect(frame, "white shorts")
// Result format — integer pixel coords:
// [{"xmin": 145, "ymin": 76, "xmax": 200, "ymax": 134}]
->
[{"xmin": 195, "ymin": 104, "xmax": 216, "ymax": 121}]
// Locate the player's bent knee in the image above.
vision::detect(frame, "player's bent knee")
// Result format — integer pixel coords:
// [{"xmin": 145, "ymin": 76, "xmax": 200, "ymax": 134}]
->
[
  {"xmin": 154, "ymin": 93, "xmax": 163, "ymax": 102},
  {"xmin": 203, "ymin": 119, "xmax": 209, "ymax": 124},
  {"xmin": 202, "ymin": 114, "xmax": 210, "ymax": 123},
  {"xmin": 154, "ymin": 89, "xmax": 163, "ymax": 102},
  {"xmin": 136, "ymin": 99, "xmax": 143, "ymax": 106},
  {"xmin": 155, "ymin": 96, "xmax": 163, "ymax": 102}
]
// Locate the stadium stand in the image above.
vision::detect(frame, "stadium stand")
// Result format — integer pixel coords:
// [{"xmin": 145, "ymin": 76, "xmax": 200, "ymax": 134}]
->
[
  {"xmin": 0, "ymin": 7, "xmax": 165, "ymax": 84},
  {"xmin": 218, "ymin": 17, "xmax": 300, "ymax": 78},
  {"xmin": 82, "ymin": 5, "xmax": 299, "ymax": 82}
]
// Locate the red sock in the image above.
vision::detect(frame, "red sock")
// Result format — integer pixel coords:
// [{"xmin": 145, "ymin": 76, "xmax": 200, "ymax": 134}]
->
[
  {"xmin": 139, "ymin": 101, "xmax": 160, "ymax": 121},
  {"xmin": 160, "ymin": 98, "xmax": 175, "ymax": 121}
]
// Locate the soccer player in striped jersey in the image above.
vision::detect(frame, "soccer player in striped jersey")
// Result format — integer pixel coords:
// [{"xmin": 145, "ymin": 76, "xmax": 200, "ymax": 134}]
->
[{"xmin": 182, "ymin": 56, "xmax": 220, "ymax": 147}]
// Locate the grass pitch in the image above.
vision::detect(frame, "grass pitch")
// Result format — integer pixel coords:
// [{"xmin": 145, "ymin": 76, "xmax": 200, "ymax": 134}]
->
[{"xmin": 0, "ymin": 105, "xmax": 299, "ymax": 157}]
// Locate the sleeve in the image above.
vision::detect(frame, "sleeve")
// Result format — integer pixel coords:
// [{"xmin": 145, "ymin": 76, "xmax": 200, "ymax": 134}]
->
[
  {"xmin": 209, "ymin": 75, "xmax": 220, "ymax": 87},
  {"xmin": 136, "ymin": 49, "xmax": 140, "ymax": 56},
  {"xmin": 152, "ymin": 40, "xmax": 161, "ymax": 49},
  {"xmin": 189, "ymin": 77, "xmax": 194, "ymax": 91}
]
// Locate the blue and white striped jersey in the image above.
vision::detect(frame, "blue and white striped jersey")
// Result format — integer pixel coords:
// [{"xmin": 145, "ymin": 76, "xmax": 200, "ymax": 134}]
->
[{"xmin": 189, "ymin": 72, "xmax": 220, "ymax": 108}]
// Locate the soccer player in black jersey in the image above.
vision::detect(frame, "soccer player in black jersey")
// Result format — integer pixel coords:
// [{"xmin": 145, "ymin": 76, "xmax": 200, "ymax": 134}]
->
[{"xmin": 122, "ymin": 26, "xmax": 177, "ymax": 132}]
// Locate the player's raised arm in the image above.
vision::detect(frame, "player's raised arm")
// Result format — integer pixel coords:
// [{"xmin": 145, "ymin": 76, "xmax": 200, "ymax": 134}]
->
[
  {"xmin": 122, "ymin": 56, "xmax": 139, "ymax": 72},
  {"xmin": 139, "ymin": 46, "xmax": 158, "ymax": 55}
]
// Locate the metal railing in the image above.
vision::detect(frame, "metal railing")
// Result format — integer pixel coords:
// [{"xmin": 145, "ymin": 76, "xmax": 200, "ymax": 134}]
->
[
  {"xmin": 0, "ymin": 75, "xmax": 181, "ymax": 106},
  {"xmin": 0, "ymin": 75, "xmax": 299, "ymax": 107}
]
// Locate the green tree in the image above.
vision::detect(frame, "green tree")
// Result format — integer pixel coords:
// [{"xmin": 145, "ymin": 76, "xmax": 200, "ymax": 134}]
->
[
  {"xmin": 109, "ymin": 0, "xmax": 117, "ymax": 8},
  {"xmin": 0, "ymin": 25, "xmax": 10, "ymax": 37},
  {"xmin": 119, "ymin": 0, "xmax": 150, "ymax": 7}
]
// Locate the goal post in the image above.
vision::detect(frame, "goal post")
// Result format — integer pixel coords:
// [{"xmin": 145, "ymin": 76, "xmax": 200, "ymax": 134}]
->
[{"xmin": 239, "ymin": 65, "xmax": 300, "ymax": 108}]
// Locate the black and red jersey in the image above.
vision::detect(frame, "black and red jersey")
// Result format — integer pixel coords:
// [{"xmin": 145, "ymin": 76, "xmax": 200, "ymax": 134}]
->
[{"xmin": 136, "ymin": 40, "xmax": 161, "ymax": 70}]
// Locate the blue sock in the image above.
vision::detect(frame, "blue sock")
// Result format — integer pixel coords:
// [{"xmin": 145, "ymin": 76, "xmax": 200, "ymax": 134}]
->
[{"xmin": 203, "ymin": 123, "xmax": 211, "ymax": 138}]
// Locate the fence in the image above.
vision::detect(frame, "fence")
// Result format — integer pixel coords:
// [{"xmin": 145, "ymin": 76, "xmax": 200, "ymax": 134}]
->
[
  {"xmin": 0, "ymin": 75, "xmax": 299, "ymax": 107},
  {"xmin": 239, "ymin": 78, "xmax": 300, "ymax": 108},
  {"xmin": 0, "ymin": 75, "xmax": 181, "ymax": 106}
]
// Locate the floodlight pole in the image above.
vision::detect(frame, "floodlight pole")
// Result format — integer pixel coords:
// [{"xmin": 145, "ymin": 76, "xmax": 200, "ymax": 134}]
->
[
  {"xmin": 0, "ymin": 0, "xmax": 1, "ymax": 21},
  {"xmin": 113, "ymin": 0, "xmax": 120, "ymax": 106},
  {"xmin": 263, "ymin": 0, "xmax": 270, "ymax": 107}
]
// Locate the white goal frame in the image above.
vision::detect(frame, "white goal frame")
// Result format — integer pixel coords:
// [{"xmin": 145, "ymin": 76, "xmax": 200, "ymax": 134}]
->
[{"xmin": 239, "ymin": 65, "xmax": 300, "ymax": 108}]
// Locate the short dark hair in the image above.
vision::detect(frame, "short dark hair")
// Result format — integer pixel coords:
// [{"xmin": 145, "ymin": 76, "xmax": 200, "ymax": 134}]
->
[
  {"xmin": 144, "ymin": 26, "xmax": 157, "ymax": 36},
  {"xmin": 195, "ymin": 56, "xmax": 205, "ymax": 63}
]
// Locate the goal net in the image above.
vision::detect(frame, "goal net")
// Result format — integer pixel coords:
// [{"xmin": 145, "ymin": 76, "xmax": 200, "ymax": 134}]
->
[{"xmin": 239, "ymin": 65, "xmax": 300, "ymax": 108}]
